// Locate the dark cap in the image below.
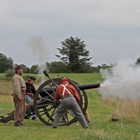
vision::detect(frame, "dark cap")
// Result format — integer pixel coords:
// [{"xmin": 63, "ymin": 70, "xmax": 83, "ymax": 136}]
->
[
  {"xmin": 28, "ymin": 76, "xmax": 36, "ymax": 81},
  {"xmin": 15, "ymin": 65, "xmax": 23, "ymax": 70}
]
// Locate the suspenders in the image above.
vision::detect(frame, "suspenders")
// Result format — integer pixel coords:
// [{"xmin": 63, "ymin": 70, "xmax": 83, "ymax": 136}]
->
[{"xmin": 61, "ymin": 84, "xmax": 72, "ymax": 97}]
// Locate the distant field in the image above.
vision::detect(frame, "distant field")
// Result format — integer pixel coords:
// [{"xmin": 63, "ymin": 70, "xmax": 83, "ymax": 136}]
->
[
  {"xmin": 0, "ymin": 73, "xmax": 140, "ymax": 140},
  {"xmin": 0, "ymin": 73, "xmax": 103, "ymax": 95}
]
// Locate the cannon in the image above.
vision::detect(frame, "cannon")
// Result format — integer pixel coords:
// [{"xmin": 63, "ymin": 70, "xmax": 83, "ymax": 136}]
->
[{"xmin": 34, "ymin": 71, "xmax": 100, "ymax": 126}]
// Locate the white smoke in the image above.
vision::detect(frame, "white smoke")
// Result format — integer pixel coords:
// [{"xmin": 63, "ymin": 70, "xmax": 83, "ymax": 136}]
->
[
  {"xmin": 99, "ymin": 60, "xmax": 140, "ymax": 99},
  {"xmin": 28, "ymin": 36, "xmax": 48, "ymax": 64},
  {"xmin": 28, "ymin": 36, "xmax": 49, "ymax": 82}
]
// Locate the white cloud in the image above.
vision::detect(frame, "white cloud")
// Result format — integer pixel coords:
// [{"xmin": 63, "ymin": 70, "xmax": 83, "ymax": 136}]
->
[
  {"xmin": 0, "ymin": 0, "xmax": 140, "ymax": 66},
  {"xmin": 1, "ymin": 0, "xmax": 140, "ymax": 27}
]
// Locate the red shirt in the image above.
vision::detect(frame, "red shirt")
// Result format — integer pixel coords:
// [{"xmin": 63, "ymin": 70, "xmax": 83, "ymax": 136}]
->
[{"xmin": 54, "ymin": 83, "xmax": 80, "ymax": 102}]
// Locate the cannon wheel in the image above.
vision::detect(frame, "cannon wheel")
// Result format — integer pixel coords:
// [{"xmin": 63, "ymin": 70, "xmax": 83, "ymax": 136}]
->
[
  {"xmin": 34, "ymin": 78, "xmax": 88, "ymax": 126},
  {"xmin": 70, "ymin": 80, "xmax": 88, "ymax": 113}
]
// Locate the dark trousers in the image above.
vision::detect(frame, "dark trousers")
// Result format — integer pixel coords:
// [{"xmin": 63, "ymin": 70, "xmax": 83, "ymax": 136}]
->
[{"xmin": 53, "ymin": 96, "xmax": 88, "ymax": 128}]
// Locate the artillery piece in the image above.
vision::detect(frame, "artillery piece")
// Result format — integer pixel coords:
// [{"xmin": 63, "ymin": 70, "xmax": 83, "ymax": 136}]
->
[{"xmin": 34, "ymin": 71, "xmax": 100, "ymax": 126}]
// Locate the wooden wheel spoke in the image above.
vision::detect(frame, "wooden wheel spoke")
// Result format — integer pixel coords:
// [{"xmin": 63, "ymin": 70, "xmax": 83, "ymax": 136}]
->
[
  {"xmin": 39, "ymin": 109, "xmax": 50, "ymax": 117},
  {"xmin": 47, "ymin": 108, "xmax": 56, "ymax": 122},
  {"xmin": 42, "ymin": 88, "xmax": 54, "ymax": 99},
  {"xmin": 66, "ymin": 110, "xmax": 75, "ymax": 117},
  {"xmin": 37, "ymin": 102, "xmax": 54, "ymax": 108}
]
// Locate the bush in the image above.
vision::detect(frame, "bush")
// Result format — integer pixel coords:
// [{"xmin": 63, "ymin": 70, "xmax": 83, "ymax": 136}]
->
[{"xmin": 5, "ymin": 69, "xmax": 14, "ymax": 78}]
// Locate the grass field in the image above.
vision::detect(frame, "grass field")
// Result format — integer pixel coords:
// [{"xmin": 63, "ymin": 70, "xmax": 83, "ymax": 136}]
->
[{"xmin": 0, "ymin": 73, "xmax": 140, "ymax": 140}]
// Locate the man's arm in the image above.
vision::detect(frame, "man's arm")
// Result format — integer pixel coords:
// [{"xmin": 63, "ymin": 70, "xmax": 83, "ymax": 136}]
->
[
  {"xmin": 31, "ymin": 85, "xmax": 36, "ymax": 95},
  {"xmin": 54, "ymin": 86, "xmax": 62, "ymax": 100},
  {"xmin": 13, "ymin": 76, "xmax": 22, "ymax": 99},
  {"xmin": 70, "ymin": 85, "xmax": 80, "ymax": 103}
]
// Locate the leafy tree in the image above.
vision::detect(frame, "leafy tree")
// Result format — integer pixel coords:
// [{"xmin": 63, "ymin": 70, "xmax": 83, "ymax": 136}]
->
[
  {"xmin": 25, "ymin": 67, "xmax": 31, "ymax": 73},
  {"xmin": 0, "ymin": 53, "xmax": 13, "ymax": 73},
  {"xmin": 91, "ymin": 66, "xmax": 100, "ymax": 73},
  {"xmin": 56, "ymin": 37, "xmax": 92, "ymax": 73},
  {"xmin": 5, "ymin": 69, "xmax": 14, "ymax": 77},
  {"xmin": 136, "ymin": 57, "xmax": 140, "ymax": 65},
  {"xmin": 30, "ymin": 65, "xmax": 39, "ymax": 74},
  {"xmin": 48, "ymin": 61, "xmax": 68, "ymax": 73}
]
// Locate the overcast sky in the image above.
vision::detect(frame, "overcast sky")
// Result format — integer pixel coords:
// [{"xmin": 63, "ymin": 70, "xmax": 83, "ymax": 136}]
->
[{"xmin": 0, "ymin": 0, "xmax": 140, "ymax": 67}]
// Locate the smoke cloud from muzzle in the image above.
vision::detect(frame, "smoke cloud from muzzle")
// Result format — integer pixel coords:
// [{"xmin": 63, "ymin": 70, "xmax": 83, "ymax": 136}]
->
[{"xmin": 99, "ymin": 61, "xmax": 140, "ymax": 99}]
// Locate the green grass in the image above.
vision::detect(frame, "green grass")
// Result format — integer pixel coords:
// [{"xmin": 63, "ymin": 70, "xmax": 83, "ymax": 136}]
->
[{"xmin": 0, "ymin": 73, "xmax": 140, "ymax": 140}]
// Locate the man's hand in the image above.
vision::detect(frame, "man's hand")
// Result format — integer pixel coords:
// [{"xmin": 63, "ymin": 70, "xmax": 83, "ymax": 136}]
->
[
  {"xmin": 16, "ymin": 96, "xmax": 22, "ymax": 102},
  {"xmin": 54, "ymin": 100, "xmax": 61, "ymax": 107}
]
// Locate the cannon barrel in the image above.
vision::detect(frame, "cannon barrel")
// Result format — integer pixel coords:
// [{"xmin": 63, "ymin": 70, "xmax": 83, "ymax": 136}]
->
[
  {"xmin": 40, "ymin": 83, "xmax": 100, "ymax": 96},
  {"xmin": 77, "ymin": 83, "xmax": 100, "ymax": 90}
]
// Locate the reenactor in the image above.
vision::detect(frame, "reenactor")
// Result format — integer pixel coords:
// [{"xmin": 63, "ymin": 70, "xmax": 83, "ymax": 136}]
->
[
  {"xmin": 0, "ymin": 76, "xmax": 37, "ymax": 123},
  {"xmin": 12, "ymin": 65, "xmax": 26, "ymax": 126},
  {"xmin": 25, "ymin": 76, "xmax": 36, "ymax": 120},
  {"xmin": 53, "ymin": 77, "xmax": 89, "ymax": 128}
]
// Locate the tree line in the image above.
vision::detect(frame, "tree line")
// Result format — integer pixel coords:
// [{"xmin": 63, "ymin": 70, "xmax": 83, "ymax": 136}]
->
[{"xmin": 1, "ymin": 37, "xmax": 140, "ymax": 74}]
